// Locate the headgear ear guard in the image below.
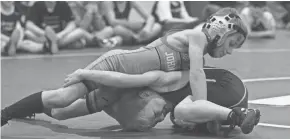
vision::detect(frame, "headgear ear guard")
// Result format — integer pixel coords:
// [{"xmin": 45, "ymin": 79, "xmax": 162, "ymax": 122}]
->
[{"xmin": 202, "ymin": 13, "xmax": 248, "ymax": 48}]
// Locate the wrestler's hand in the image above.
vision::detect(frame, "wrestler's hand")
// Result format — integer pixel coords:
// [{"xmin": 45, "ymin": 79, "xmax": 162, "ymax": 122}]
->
[{"xmin": 63, "ymin": 69, "xmax": 85, "ymax": 87}]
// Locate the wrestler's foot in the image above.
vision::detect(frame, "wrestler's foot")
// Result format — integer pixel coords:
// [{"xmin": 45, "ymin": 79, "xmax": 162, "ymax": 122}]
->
[
  {"xmin": 240, "ymin": 108, "xmax": 260, "ymax": 134},
  {"xmin": 226, "ymin": 107, "xmax": 261, "ymax": 135}
]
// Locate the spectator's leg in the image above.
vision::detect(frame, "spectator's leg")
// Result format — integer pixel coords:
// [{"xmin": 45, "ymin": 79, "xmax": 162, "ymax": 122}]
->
[
  {"xmin": 240, "ymin": 7, "xmax": 254, "ymax": 27},
  {"xmin": 125, "ymin": 21, "xmax": 144, "ymax": 32},
  {"xmin": 1, "ymin": 34, "xmax": 9, "ymax": 53},
  {"xmin": 94, "ymin": 26, "xmax": 115, "ymax": 40},
  {"xmin": 25, "ymin": 21, "xmax": 47, "ymax": 43},
  {"xmin": 17, "ymin": 40, "xmax": 46, "ymax": 53},
  {"xmin": 281, "ymin": 3, "xmax": 290, "ymax": 28},
  {"xmin": 138, "ymin": 23, "xmax": 162, "ymax": 44},
  {"xmin": 79, "ymin": 7, "xmax": 94, "ymax": 30},
  {"xmin": 201, "ymin": 4, "xmax": 221, "ymax": 21},
  {"xmin": 25, "ymin": 30, "xmax": 46, "ymax": 44},
  {"xmin": 58, "ymin": 28, "xmax": 93, "ymax": 48},
  {"xmin": 113, "ymin": 25, "xmax": 137, "ymax": 45},
  {"xmin": 4, "ymin": 28, "xmax": 22, "ymax": 56}
]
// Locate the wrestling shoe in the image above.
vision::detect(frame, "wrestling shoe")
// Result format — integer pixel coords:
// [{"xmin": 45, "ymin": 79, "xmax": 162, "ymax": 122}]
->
[
  {"xmin": 1, "ymin": 108, "xmax": 12, "ymax": 126},
  {"xmin": 225, "ymin": 107, "xmax": 261, "ymax": 136},
  {"xmin": 1, "ymin": 107, "xmax": 36, "ymax": 127}
]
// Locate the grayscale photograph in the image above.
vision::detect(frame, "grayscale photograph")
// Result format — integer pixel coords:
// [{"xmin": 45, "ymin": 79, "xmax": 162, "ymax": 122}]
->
[{"xmin": 1, "ymin": 1, "xmax": 290, "ymax": 139}]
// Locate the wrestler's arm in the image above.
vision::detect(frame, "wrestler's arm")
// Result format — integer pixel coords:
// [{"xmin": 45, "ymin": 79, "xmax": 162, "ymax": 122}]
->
[
  {"xmin": 79, "ymin": 70, "xmax": 187, "ymax": 90},
  {"xmin": 188, "ymin": 32, "xmax": 207, "ymax": 100}
]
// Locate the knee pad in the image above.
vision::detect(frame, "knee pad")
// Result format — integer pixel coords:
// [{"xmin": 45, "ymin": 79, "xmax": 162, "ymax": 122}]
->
[{"xmin": 86, "ymin": 87, "xmax": 121, "ymax": 114}]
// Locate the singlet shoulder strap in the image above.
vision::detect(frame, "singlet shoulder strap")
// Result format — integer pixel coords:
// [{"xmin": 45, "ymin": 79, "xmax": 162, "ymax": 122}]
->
[{"xmin": 160, "ymin": 29, "xmax": 188, "ymax": 53}]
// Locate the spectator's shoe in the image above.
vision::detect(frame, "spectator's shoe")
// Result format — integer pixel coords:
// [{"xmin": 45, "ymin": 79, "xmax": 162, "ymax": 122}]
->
[
  {"xmin": 1, "ymin": 108, "xmax": 11, "ymax": 126},
  {"xmin": 98, "ymin": 38, "xmax": 117, "ymax": 48},
  {"xmin": 45, "ymin": 26, "xmax": 58, "ymax": 54},
  {"xmin": 4, "ymin": 29, "xmax": 21, "ymax": 56},
  {"xmin": 225, "ymin": 107, "xmax": 261, "ymax": 136},
  {"xmin": 71, "ymin": 39, "xmax": 86, "ymax": 49}
]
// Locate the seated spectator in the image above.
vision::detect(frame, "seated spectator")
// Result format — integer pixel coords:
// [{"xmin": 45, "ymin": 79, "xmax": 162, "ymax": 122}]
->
[
  {"xmin": 1, "ymin": 1, "xmax": 56, "ymax": 56},
  {"xmin": 279, "ymin": 1, "xmax": 290, "ymax": 29},
  {"xmin": 104, "ymin": 1, "xmax": 162, "ymax": 45},
  {"xmin": 240, "ymin": 1, "xmax": 276, "ymax": 38},
  {"xmin": 69, "ymin": 1, "xmax": 122, "ymax": 48},
  {"xmin": 202, "ymin": 1, "xmax": 245, "ymax": 21},
  {"xmin": 25, "ymin": 1, "xmax": 98, "ymax": 53},
  {"xmin": 152, "ymin": 1, "xmax": 198, "ymax": 24},
  {"xmin": 151, "ymin": 1, "xmax": 199, "ymax": 35}
]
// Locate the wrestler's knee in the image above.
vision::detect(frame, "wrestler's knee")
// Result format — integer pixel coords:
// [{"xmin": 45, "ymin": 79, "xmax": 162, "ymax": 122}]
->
[
  {"xmin": 42, "ymin": 88, "xmax": 72, "ymax": 108},
  {"xmin": 50, "ymin": 108, "xmax": 69, "ymax": 120}
]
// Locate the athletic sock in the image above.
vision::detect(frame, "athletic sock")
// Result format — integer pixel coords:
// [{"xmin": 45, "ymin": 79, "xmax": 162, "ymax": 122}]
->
[
  {"xmin": 2, "ymin": 91, "xmax": 44, "ymax": 119},
  {"xmin": 43, "ymin": 108, "xmax": 52, "ymax": 117}
]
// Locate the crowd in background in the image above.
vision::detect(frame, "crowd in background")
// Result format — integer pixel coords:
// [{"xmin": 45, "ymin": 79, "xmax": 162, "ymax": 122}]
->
[{"xmin": 1, "ymin": 1, "xmax": 290, "ymax": 56}]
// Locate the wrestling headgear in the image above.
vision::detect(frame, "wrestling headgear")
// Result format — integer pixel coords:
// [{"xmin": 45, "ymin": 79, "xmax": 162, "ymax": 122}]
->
[{"xmin": 202, "ymin": 8, "xmax": 248, "ymax": 48}]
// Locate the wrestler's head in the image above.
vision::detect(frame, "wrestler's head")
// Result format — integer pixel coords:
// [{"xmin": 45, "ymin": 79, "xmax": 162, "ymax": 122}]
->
[
  {"xmin": 114, "ymin": 89, "xmax": 172, "ymax": 131},
  {"xmin": 202, "ymin": 8, "xmax": 248, "ymax": 58}
]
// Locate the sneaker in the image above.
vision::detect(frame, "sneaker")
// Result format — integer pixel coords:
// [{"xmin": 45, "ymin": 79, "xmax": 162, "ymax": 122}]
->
[
  {"xmin": 240, "ymin": 109, "xmax": 260, "ymax": 134},
  {"xmin": 98, "ymin": 38, "xmax": 117, "ymax": 48},
  {"xmin": 45, "ymin": 26, "xmax": 58, "ymax": 54}
]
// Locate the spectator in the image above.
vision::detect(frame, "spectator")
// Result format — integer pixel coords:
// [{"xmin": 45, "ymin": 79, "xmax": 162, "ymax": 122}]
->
[
  {"xmin": 69, "ymin": 1, "xmax": 122, "ymax": 48},
  {"xmin": 240, "ymin": 1, "xmax": 276, "ymax": 38},
  {"xmin": 151, "ymin": 1, "xmax": 199, "ymax": 35},
  {"xmin": 1, "ymin": 1, "xmax": 55, "ymax": 56},
  {"xmin": 279, "ymin": 1, "xmax": 290, "ymax": 29},
  {"xmin": 104, "ymin": 1, "xmax": 162, "ymax": 45},
  {"xmin": 152, "ymin": 1, "xmax": 198, "ymax": 23},
  {"xmin": 202, "ymin": 1, "xmax": 246, "ymax": 21},
  {"xmin": 26, "ymin": 1, "xmax": 98, "ymax": 53}
]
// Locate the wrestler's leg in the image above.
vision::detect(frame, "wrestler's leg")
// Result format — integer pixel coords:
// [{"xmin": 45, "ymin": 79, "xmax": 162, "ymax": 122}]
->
[
  {"xmin": 2, "ymin": 50, "xmax": 119, "ymax": 125},
  {"xmin": 46, "ymin": 86, "xmax": 121, "ymax": 120},
  {"xmin": 172, "ymin": 68, "xmax": 260, "ymax": 135},
  {"xmin": 50, "ymin": 99, "xmax": 90, "ymax": 120}
]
